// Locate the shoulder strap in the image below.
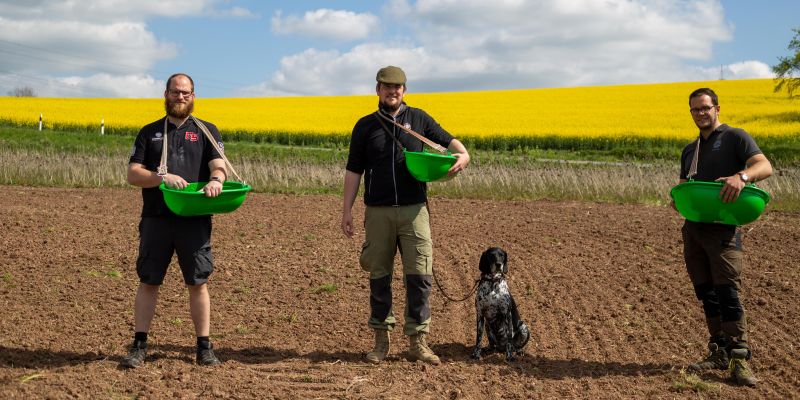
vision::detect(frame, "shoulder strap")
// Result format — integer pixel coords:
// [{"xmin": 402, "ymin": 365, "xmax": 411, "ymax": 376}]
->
[
  {"xmin": 191, "ymin": 115, "xmax": 244, "ymax": 183},
  {"xmin": 686, "ymin": 136, "xmax": 700, "ymax": 180},
  {"xmin": 157, "ymin": 117, "xmax": 169, "ymax": 176},
  {"xmin": 373, "ymin": 112, "xmax": 406, "ymax": 153}
]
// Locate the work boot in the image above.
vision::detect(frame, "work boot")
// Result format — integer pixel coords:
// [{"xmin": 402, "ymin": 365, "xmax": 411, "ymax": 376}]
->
[
  {"xmin": 408, "ymin": 333, "xmax": 440, "ymax": 365},
  {"xmin": 121, "ymin": 342, "xmax": 147, "ymax": 368},
  {"xmin": 196, "ymin": 344, "xmax": 221, "ymax": 366},
  {"xmin": 729, "ymin": 348, "xmax": 757, "ymax": 387},
  {"xmin": 688, "ymin": 342, "xmax": 728, "ymax": 372},
  {"xmin": 365, "ymin": 329, "xmax": 390, "ymax": 364}
]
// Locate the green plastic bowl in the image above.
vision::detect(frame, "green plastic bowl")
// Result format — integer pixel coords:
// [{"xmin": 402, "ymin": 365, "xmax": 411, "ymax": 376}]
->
[
  {"xmin": 670, "ymin": 181, "xmax": 770, "ymax": 225},
  {"xmin": 404, "ymin": 150, "xmax": 457, "ymax": 182},
  {"xmin": 160, "ymin": 181, "xmax": 252, "ymax": 216}
]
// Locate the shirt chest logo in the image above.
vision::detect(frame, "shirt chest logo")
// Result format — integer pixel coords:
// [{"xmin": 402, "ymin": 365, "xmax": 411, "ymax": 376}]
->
[
  {"xmin": 403, "ymin": 122, "xmax": 411, "ymax": 130},
  {"xmin": 153, "ymin": 132, "xmax": 163, "ymax": 141},
  {"xmin": 185, "ymin": 132, "xmax": 198, "ymax": 142},
  {"xmin": 712, "ymin": 139, "xmax": 722, "ymax": 151}
]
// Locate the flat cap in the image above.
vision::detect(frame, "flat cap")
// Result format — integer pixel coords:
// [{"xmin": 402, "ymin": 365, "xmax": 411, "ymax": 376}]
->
[{"xmin": 376, "ymin": 66, "xmax": 406, "ymax": 85}]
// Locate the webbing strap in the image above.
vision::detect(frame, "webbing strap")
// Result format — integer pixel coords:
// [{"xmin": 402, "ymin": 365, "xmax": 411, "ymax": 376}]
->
[
  {"xmin": 156, "ymin": 115, "xmax": 244, "ymax": 183},
  {"xmin": 373, "ymin": 112, "xmax": 406, "ymax": 154},
  {"xmin": 190, "ymin": 115, "xmax": 244, "ymax": 183},
  {"xmin": 687, "ymin": 136, "xmax": 701, "ymax": 180},
  {"xmin": 374, "ymin": 111, "xmax": 447, "ymax": 154}
]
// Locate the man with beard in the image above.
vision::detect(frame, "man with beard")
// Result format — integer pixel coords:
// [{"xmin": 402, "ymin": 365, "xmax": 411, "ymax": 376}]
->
[
  {"xmin": 341, "ymin": 66, "xmax": 470, "ymax": 365},
  {"xmin": 122, "ymin": 73, "xmax": 226, "ymax": 368},
  {"xmin": 676, "ymin": 88, "xmax": 772, "ymax": 386}
]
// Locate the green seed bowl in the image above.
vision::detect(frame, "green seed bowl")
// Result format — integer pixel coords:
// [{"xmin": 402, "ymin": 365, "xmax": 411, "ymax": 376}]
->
[
  {"xmin": 404, "ymin": 150, "xmax": 457, "ymax": 182},
  {"xmin": 160, "ymin": 181, "xmax": 252, "ymax": 217},
  {"xmin": 670, "ymin": 181, "xmax": 770, "ymax": 225}
]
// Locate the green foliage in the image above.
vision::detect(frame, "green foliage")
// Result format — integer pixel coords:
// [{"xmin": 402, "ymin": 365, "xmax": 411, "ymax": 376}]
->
[
  {"xmin": 2, "ymin": 125, "xmax": 800, "ymax": 210},
  {"xmin": 773, "ymin": 27, "xmax": 800, "ymax": 97},
  {"xmin": 1, "ymin": 273, "xmax": 11, "ymax": 283},
  {"xmin": 313, "ymin": 283, "xmax": 338, "ymax": 294},
  {"xmin": 19, "ymin": 373, "xmax": 44, "ymax": 383},
  {"xmin": 3, "ymin": 122, "xmax": 799, "ymax": 164},
  {"xmin": 670, "ymin": 369, "xmax": 719, "ymax": 393}
]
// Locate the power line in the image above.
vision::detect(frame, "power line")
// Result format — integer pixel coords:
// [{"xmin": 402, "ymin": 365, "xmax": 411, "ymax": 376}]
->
[{"xmin": 0, "ymin": 38, "xmax": 257, "ymax": 94}]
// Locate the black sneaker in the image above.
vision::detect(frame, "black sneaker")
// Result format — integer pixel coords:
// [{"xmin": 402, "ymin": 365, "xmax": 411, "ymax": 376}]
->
[
  {"xmin": 196, "ymin": 344, "xmax": 221, "ymax": 366},
  {"xmin": 121, "ymin": 344, "xmax": 147, "ymax": 368}
]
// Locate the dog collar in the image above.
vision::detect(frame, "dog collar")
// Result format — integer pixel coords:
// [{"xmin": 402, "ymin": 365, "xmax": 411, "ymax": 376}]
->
[{"xmin": 480, "ymin": 274, "xmax": 504, "ymax": 282}]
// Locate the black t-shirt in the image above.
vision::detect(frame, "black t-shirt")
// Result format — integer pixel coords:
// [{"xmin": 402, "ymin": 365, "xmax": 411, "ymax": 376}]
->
[
  {"xmin": 346, "ymin": 103, "xmax": 454, "ymax": 206},
  {"xmin": 679, "ymin": 124, "xmax": 762, "ymax": 181},
  {"xmin": 129, "ymin": 116, "xmax": 223, "ymax": 217}
]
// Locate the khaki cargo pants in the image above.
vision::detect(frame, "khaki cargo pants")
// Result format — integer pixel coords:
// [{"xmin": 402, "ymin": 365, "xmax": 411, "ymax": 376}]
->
[{"xmin": 360, "ymin": 203, "xmax": 433, "ymax": 336}]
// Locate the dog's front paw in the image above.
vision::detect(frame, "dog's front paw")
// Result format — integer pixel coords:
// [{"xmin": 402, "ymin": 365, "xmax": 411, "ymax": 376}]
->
[{"xmin": 505, "ymin": 353, "xmax": 516, "ymax": 362}]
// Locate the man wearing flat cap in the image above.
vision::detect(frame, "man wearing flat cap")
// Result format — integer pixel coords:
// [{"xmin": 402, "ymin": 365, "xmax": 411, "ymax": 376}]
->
[{"xmin": 341, "ymin": 66, "xmax": 470, "ymax": 365}]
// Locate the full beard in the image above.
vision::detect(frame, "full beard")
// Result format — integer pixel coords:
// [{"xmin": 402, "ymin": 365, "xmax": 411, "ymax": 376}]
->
[
  {"xmin": 379, "ymin": 99, "xmax": 401, "ymax": 113},
  {"xmin": 165, "ymin": 99, "xmax": 193, "ymax": 119}
]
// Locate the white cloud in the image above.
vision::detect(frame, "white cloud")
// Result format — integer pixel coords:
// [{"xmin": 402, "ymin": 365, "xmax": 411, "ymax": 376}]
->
[
  {"xmin": 252, "ymin": 0, "xmax": 764, "ymax": 96},
  {"xmin": 0, "ymin": 0, "xmax": 255, "ymax": 97},
  {"xmin": 697, "ymin": 61, "xmax": 774, "ymax": 81},
  {"xmin": 0, "ymin": 18, "xmax": 175, "ymax": 74},
  {"xmin": 212, "ymin": 6, "xmax": 259, "ymax": 19},
  {"xmin": 0, "ymin": 0, "xmax": 219, "ymax": 22},
  {"xmin": 0, "ymin": 72, "xmax": 163, "ymax": 98},
  {"xmin": 271, "ymin": 9, "xmax": 379, "ymax": 41}
]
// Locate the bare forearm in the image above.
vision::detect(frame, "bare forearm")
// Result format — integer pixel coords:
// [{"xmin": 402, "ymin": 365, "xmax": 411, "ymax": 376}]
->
[
  {"xmin": 343, "ymin": 170, "xmax": 361, "ymax": 212},
  {"xmin": 127, "ymin": 164, "xmax": 161, "ymax": 188},
  {"xmin": 743, "ymin": 158, "xmax": 773, "ymax": 182}
]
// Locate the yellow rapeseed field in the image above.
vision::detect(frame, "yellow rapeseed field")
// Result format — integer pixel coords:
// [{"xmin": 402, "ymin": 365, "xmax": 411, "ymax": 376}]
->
[{"xmin": 0, "ymin": 79, "xmax": 796, "ymax": 140}]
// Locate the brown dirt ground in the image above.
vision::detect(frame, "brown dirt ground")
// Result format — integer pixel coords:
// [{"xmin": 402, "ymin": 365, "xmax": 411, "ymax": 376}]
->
[{"xmin": 0, "ymin": 186, "xmax": 798, "ymax": 399}]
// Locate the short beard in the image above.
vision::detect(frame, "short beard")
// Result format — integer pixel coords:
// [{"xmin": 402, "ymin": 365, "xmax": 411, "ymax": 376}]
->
[
  {"xmin": 379, "ymin": 100, "xmax": 401, "ymax": 113},
  {"xmin": 165, "ymin": 98, "xmax": 193, "ymax": 119}
]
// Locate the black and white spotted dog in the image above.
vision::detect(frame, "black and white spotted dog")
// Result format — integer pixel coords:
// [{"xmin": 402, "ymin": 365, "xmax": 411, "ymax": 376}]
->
[{"xmin": 471, "ymin": 247, "xmax": 530, "ymax": 361}]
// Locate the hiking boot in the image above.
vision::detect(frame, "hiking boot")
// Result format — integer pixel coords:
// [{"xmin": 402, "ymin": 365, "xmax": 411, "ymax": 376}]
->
[
  {"xmin": 688, "ymin": 342, "xmax": 728, "ymax": 372},
  {"xmin": 365, "ymin": 329, "xmax": 391, "ymax": 364},
  {"xmin": 121, "ymin": 343, "xmax": 147, "ymax": 368},
  {"xmin": 196, "ymin": 344, "xmax": 221, "ymax": 366},
  {"xmin": 729, "ymin": 348, "xmax": 757, "ymax": 387},
  {"xmin": 408, "ymin": 333, "xmax": 441, "ymax": 365}
]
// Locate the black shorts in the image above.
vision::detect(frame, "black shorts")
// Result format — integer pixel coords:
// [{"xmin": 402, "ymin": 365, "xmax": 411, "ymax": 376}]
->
[{"xmin": 136, "ymin": 216, "xmax": 214, "ymax": 285}]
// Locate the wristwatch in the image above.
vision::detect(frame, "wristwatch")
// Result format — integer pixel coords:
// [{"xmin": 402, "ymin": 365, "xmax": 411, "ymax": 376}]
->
[
  {"xmin": 210, "ymin": 176, "xmax": 222, "ymax": 183},
  {"xmin": 737, "ymin": 172, "xmax": 749, "ymax": 182}
]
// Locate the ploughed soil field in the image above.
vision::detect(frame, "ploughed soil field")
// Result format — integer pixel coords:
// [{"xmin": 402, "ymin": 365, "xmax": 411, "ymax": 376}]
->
[{"xmin": 1, "ymin": 186, "xmax": 798, "ymax": 399}]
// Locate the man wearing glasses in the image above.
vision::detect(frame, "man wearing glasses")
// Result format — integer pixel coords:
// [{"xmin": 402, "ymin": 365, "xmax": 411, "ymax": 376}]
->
[
  {"xmin": 676, "ymin": 88, "xmax": 772, "ymax": 386},
  {"xmin": 122, "ymin": 73, "xmax": 227, "ymax": 368}
]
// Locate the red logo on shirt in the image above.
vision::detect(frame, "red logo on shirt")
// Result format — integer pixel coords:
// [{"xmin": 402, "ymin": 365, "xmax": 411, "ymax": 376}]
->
[{"xmin": 185, "ymin": 132, "xmax": 198, "ymax": 142}]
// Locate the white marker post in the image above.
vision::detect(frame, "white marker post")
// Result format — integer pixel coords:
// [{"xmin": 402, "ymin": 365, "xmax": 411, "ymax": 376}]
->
[
  {"xmin": 101, "ymin": 118, "xmax": 105, "ymax": 135},
  {"xmin": 39, "ymin": 113, "xmax": 43, "ymax": 131}
]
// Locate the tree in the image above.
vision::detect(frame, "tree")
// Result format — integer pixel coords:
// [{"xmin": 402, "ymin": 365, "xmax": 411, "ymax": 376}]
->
[
  {"xmin": 7, "ymin": 86, "xmax": 36, "ymax": 97},
  {"xmin": 773, "ymin": 28, "xmax": 800, "ymax": 97}
]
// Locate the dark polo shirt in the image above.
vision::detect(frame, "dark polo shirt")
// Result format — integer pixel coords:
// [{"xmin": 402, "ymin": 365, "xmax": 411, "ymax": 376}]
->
[
  {"xmin": 346, "ymin": 103, "xmax": 454, "ymax": 206},
  {"xmin": 679, "ymin": 124, "xmax": 762, "ymax": 182},
  {"xmin": 129, "ymin": 116, "xmax": 223, "ymax": 217}
]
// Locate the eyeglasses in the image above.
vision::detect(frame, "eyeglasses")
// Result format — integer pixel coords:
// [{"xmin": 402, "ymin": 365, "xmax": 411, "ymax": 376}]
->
[
  {"xmin": 168, "ymin": 89, "xmax": 194, "ymax": 97},
  {"xmin": 690, "ymin": 105, "xmax": 716, "ymax": 115}
]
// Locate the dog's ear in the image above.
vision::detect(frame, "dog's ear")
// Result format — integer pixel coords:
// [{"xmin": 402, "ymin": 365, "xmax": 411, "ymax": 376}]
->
[
  {"xmin": 501, "ymin": 248, "xmax": 508, "ymax": 274},
  {"xmin": 479, "ymin": 249, "xmax": 491, "ymax": 274}
]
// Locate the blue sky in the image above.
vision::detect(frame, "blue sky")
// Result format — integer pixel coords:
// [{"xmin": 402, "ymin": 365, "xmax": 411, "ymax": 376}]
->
[{"xmin": 0, "ymin": 0, "xmax": 797, "ymax": 98}]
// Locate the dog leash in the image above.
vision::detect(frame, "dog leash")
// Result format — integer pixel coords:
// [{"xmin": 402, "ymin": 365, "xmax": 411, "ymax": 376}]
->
[
  {"xmin": 432, "ymin": 266, "xmax": 481, "ymax": 303},
  {"xmin": 427, "ymin": 199, "xmax": 482, "ymax": 303}
]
